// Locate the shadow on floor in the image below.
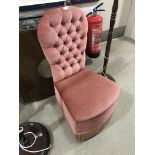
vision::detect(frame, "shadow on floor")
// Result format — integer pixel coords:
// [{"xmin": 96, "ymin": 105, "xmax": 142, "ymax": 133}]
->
[
  {"xmin": 105, "ymin": 88, "xmax": 134, "ymax": 129},
  {"xmin": 85, "ymin": 57, "xmax": 93, "ymax": 66},
  {"xmin": 108, "ymin": 57, "xmax": 134, "ymax": 78},
  {"xmin": 19, "ymin": 96, "xmax": 57, "ymax": 123}
]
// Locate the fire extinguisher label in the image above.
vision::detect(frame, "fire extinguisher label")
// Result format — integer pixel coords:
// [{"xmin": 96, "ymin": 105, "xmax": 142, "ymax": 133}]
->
[{"xmin": 91, "ymin": 23, "xmax": 102, "ymax": 53}]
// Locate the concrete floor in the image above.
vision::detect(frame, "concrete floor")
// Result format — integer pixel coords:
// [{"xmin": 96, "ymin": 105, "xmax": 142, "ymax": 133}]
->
[{"xmin": 20, "ymin": 37, "xmax": 135, "ymax": 155}]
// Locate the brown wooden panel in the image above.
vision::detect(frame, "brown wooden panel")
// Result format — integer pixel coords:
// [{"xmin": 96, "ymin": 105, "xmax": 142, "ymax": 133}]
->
[{"xmin": 19, "ymin": 29, "xmax": 55, "ymax": 104}]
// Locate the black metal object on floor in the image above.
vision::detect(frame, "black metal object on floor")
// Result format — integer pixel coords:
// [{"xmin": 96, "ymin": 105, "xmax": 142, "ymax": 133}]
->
[{"xmin": 19, "ymin": 122, "xmax": 51, "ymax": 155}]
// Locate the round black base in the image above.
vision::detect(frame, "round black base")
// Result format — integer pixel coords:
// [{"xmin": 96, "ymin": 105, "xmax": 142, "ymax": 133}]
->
[
  {"xmin": 99, "ymin": 72, "xmax": 116, "ymax": 82},
  {"xmin": 86, "ymin": 52, "xmax": 100, "ymax": 58},
  {"xmin": 19, "ymin": 122, "xmax": 51, "ymax": 155}
]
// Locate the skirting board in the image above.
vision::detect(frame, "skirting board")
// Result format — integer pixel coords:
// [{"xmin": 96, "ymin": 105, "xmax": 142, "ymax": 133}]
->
[{"xmin": 102, "ymin": 26, "xmax": 126, "ymax": 42}]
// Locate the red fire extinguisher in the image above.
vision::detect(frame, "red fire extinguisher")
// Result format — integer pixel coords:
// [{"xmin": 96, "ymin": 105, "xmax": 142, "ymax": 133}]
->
[{"xmin": 86, "ymin": 3, "xmax": 105, "ymax": 58}]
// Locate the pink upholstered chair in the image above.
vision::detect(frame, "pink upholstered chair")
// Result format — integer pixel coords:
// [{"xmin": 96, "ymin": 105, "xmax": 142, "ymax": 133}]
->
[{"xmin": 37, "ymin": 6, "xmax": 120, "ymax": 141}]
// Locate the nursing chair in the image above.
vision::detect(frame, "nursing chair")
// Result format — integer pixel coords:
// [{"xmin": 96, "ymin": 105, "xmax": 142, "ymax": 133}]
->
[{"xmin": 37, "ymin": 6, "xmax": 120, "ymax": 141}]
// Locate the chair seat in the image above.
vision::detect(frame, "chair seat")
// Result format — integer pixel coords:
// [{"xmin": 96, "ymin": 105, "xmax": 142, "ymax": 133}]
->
[{"xmin": 55, "ymin": 69, "xmax": 120, "ymax": 122}]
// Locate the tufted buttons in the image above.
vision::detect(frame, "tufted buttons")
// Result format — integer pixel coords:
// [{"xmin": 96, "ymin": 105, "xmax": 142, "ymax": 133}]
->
[
  {"xmin": 49, "ymin": 23, "xmax": 53, "ymax": 27},
  {"xmin": 64, "ymin": 40, "xmax": 68, "ymax": 45},
  {"xmin": 76, "ymin": 26, "xmax": 81, "ymax": 32},
  {"xmin": 58, "ymin": 33, "xmax": 62, "ymax": 37},
  {"xmin": 67, "ymin": 29, "xmax": 71, "ymax": 34},
  {"xmin": 77, "ymin": 44, "xmax": 80, "ymax": 49},
  {"xmin": 72, "ymin": 38, "xmax": 76, "ymax": 42},
  {"xmin": 57, "ymin": 60, "xmax": 61, "ymax": 65},
  {"xmin": 69, "ymin": 47, "xmax": 73, "ymax": 51},
  {"xmin": 61, "ymin": 21, "xmax": 66, "ymax": 26},
  {"xmin": 80, "ymin": 34, "xmax": 85, "ymax": 39},
  {"xmin": 78, "ymin": 59, "xmax": 81, "ymax": 63},
  {"xmin": 60, "ymin": 50, "xmax": 65, "ymax": 54},
  {"xmin": 70, "ymin": 63, "xmax": 74, "ymax": 67},
  {"xmin": 71, "ymin": 19, "xmax": 75, "ymax": 24},
  {"xmin": 54, "ymin": 43, "xmax": 60, "ymax": 48},
  {"xmin": 38, "ymin": 6, "xmax": 88, "ymax": 82},
  {"xmin": 79, "ymin": 16, "xmax": 83, "ymax": 22},
  {"xmin": 74, "ymin": 54, "xmax": 77, "ymax": 58},
  {"xmin": 62, "ymin": 65, "xmax": 67, "ymax": 70}
]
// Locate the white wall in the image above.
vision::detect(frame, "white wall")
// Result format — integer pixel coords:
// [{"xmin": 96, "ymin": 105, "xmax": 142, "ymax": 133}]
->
[
  {"xmin": 77, "ymin": 0, "xmax": 133, "ymax": 31},
  {"xmin": 20, "ymin": 0, "xmax": 133, "ymax": 31},
  {"xmin": 125, "ymin": 0, "xmax": 135, "ymax": 39}
]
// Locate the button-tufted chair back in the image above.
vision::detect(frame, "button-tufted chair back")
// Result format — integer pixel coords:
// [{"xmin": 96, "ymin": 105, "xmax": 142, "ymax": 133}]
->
[{"xmin": 37, "ymin": 6, "xmax": 88, "ymax": 82}]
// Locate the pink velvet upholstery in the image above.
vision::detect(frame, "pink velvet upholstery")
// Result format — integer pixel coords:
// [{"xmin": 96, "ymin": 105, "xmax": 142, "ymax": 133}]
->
[
  {"xmin": 37, "ymin": 6, "xmax": 120, "ymax": 137},
  {"xmin": 55, "ymin": 69, "xmax": 119, "ymax": 133},
  {"xmin": 55, "ymin": 69, "xmax": 119, "ymax": 122},
  {"xmin": 37, "ymin": 6, "xmax": 88, "ymax": 82}
]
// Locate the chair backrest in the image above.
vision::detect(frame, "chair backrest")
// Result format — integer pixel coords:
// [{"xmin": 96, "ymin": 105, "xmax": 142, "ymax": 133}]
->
[{"xmin": 37, "ymin": 6, "xmax": 88, "ymax": 82}]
